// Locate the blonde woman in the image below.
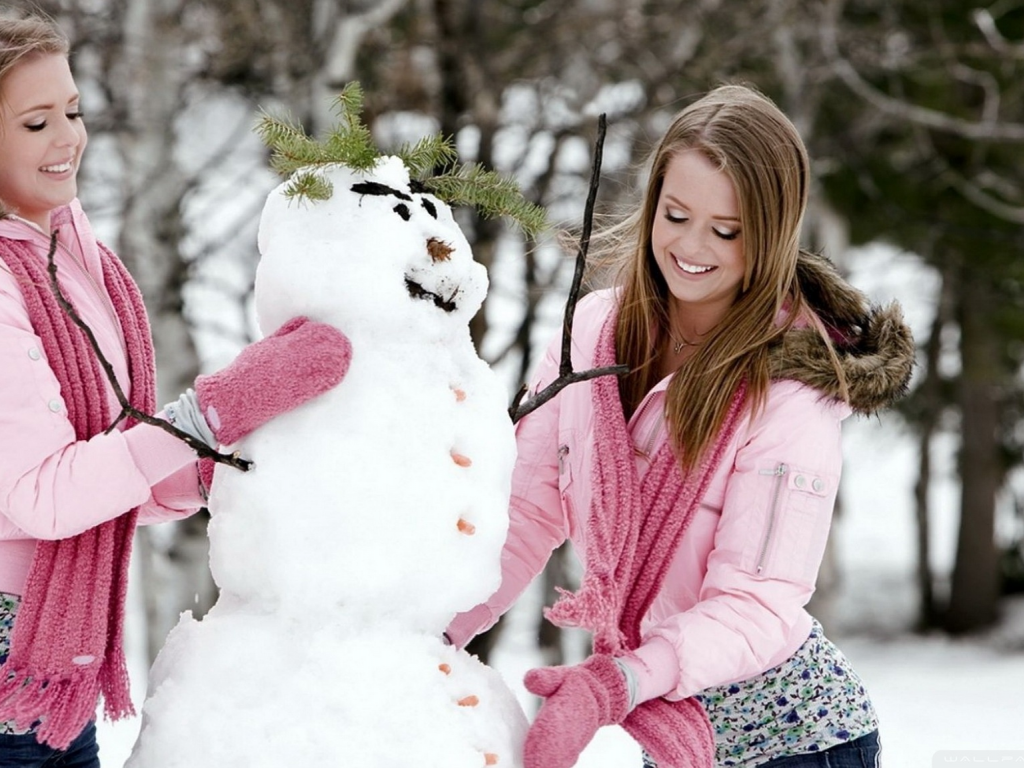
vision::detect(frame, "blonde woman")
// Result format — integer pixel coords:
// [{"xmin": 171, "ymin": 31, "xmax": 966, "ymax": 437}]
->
[
  {"xmin": 448, "ymin": 85, "xmax": 912, "ymax": 767},
  {"xmin": 0, "ymin": 10, "xmax": 350, "ymax": 764}
]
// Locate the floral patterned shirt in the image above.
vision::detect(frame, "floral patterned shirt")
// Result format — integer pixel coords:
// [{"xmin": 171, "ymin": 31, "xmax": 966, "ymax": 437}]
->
[
  {"xmin": 644, "ymin": 621, "xmax": 878, "ymax": 766},
  {"xmin": 0, "ymin": 591, "xmax": 32, "ymax": 736}
]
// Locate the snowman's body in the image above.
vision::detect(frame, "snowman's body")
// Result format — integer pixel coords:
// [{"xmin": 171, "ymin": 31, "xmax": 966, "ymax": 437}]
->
[{"xmin": 128, "ymin": 158, "xmax": 525, "ymax": 768}]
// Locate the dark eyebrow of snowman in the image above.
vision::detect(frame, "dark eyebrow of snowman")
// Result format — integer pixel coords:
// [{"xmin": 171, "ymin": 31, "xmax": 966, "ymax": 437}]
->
[
  {"xmin": 350, "ymin": 181, "xmax": 412, "ymax": 201},
  {"xmin": 349, "ymin": 181, "xmax": 439, "ymax": 220}
]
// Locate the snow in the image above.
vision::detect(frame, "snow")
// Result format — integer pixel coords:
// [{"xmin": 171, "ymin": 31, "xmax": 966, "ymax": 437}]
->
[
  {"xmin": 94, "ymin": 225, "xmax": 1024, "ymax": 765},
  {"xmin": 122, "ymin": 157, "xmax": 525, "ymax": 768}
]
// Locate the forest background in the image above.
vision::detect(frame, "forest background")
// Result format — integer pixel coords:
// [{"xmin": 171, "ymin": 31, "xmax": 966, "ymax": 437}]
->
[{"xmin": 8, "ymin": 0, "xmax": 1024, "ymax": 759}]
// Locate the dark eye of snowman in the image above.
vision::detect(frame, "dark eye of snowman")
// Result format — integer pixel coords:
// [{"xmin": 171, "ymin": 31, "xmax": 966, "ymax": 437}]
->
[
  {"xmin": 350, "ymin": 181, "xmax": 439, "ymax": 221},
  {"xmin": 350, "ymin": 182, "xmax": 456, "ymax": 311},
  {"xmin": 348, "ymin": 183, "xmax": 440, "ymax": 225}
]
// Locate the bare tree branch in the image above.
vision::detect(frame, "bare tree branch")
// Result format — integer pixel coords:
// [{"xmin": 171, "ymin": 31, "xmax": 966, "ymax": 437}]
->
[
  {"xmin": 45, "ymin": 233, "xmax": 252, "ymax": 472},
  {"xmin": 821, "ymin": 0, "xmax": 1024, "ymax": 141},
  {"xmin": 973, "ymin": 8, "xmax": 1024, "ymax": 59},
  {"xmin": 946, "ymin": 171, "xmax": 1024, "ymax": 223},
  {"xmin": 508, "ymin": 114, "xmax": 628, "ymax": 423}
]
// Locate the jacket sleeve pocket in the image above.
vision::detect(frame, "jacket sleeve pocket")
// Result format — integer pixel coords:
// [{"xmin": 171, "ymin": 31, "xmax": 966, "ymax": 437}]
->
[
  {"xmin": 557, "ymin": 431, "xmax": 579, "ymax": 541},
  {"xmin": 743, "ymin": 462, "xmax": 837, "ymax": 585}
]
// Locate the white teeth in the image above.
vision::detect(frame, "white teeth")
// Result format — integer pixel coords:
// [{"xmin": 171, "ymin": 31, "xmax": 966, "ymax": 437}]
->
[
  {"xmin": 676, "ymin": 258, "xmax": 714, "ymax": 274},
  {"xmin": 41, "ymin": 161, "xmax": 72, "ymax": 173}
]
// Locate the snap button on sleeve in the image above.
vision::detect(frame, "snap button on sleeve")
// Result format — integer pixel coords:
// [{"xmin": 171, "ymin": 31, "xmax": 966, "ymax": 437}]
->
[
  {"xmin": 794, "ymin": 474, "xmax": 807, "ymax": 489},
  {"xmin": 48, "ymin": 399, "xmax": 62, "ymax": 412},
  {"xmin": 812, "ymin": 478, "xmax": 826, "ymax": 493},
  {"xmin": 28, "ymin": 347, "xmax": 41, "ymax": 360}
]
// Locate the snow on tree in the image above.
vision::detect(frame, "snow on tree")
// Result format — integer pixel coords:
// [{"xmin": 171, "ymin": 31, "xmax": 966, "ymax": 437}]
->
[{"xmin": 126, "ymin": 86, "xmax": 544, "ymax": 768}]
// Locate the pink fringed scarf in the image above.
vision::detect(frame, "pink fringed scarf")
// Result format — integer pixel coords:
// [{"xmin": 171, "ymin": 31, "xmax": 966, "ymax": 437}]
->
[
  {"xmin": 545, "ymin": 309, "xmax": 747, "ymax": 768},
  {"xmin": 0, "ymin": 234, "xmax": 154, "ymax": 749}
]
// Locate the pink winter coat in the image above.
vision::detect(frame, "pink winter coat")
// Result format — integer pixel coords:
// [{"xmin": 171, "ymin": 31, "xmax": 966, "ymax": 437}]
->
[
  {"xmin": 450, "ymin": 288, "xmax": 853, "ymax": 700},
  {"xmin": 0, "ymin": 201, "xmax": 204, "ymax": 596}
]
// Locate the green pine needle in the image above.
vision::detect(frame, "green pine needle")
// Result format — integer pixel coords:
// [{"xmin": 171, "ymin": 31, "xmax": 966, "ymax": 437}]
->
[
  {"xmin": 425, "ymin": 164, "xmax": 547, "ymax": 237},
  {"xmin": 331, "ymin": 83, "xmax": 366, "ymax": 129},
  {"xmin": 396, "ymin": 135, "xmax": 458, "ymax": 178},
  {"xmin": 323, "ymin": 126, "xmax": 379, "ymax": 172},
  {"xmin": 283, "ymin": 170, "xmax": 334, "ymax": 201},
  {"xmin": 255, "ymin": 109, "xmax": 326, "ymax": 176},
  {"xmin": 255, "ymin": 81, "xmax": 547, "ymax": 235}
]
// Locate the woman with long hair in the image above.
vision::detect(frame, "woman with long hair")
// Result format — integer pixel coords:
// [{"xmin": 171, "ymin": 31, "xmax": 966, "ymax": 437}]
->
[
  {"xmin": 0, "ymin": 10, "xmax": 350, "ymax": 765},
  {"xmin": 449, "ymin": 84, "xmax": 913, "ymax": 767}
]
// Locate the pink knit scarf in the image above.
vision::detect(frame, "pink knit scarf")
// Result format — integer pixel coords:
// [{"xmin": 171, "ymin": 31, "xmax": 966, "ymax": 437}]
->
[
  {"xmin": 546, "ymin": 308, "xmax": 746, "ymax": 767},
  {"xmin": 0, "ymin": 233, "xmax": 154, "ymax": 749}
]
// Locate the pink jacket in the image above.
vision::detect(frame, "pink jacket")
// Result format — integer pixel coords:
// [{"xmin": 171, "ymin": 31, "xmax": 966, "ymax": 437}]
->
[
  {"xmin": 450, "ymin": 289, "xmax": 852, "ymax": 700},
  {"xmin": 0, "ymin": 201, "xmax": 204, "ymax": 596}
]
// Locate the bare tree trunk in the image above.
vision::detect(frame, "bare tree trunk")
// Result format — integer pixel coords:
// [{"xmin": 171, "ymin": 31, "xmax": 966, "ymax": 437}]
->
[
  {"xmin": 430, "ymin": 0, "xmax": 504, "ymax": 350},
  {"xmin": 464, "ymin": 615, "xmax": 504, "ymax": 665},
  {"xmin": 537, "ymin": 544, "xmax": 571, "ymax": 667},
  {"xmin": 311, "ymin": 0, "xmax": 409, "ymax": 131},
  {"xmin": 114, "ymin": 0, "xmax": 212, "ymax": 662},
  {"xmin": 912, "ymin": 261, "xmax": 952, "ymax": 629},
  {"xmin": 116, "ymin": 0, "xmax": 196, "ymax": 403},
  {"xmin": 946, "ymin": 265, "xmax": 1001, "ymax": 633},
  {"xmin": 802, "ymin": 199, "xmax": 848, "ymax": 631},
  {"xmin": 913, "ymin": 434, "xmax": 936, "ymax": 627}
]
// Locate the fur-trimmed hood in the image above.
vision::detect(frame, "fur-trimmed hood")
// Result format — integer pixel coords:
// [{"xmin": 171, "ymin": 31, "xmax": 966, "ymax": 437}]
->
[{"xmin": 770, "ymin": 251, "xmax": 915, "ymax": 415}]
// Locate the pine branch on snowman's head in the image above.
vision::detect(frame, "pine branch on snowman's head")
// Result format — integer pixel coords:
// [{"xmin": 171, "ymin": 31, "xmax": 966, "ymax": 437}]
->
[{"xmin": 255, "ymin": 82, "xmax": 547, "ymax": 237}]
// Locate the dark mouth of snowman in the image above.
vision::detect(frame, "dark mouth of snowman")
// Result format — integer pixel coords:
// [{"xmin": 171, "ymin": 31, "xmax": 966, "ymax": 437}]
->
[{"xmin": 405, "ymin": 277, "xmax": 457, "ymax": 313}]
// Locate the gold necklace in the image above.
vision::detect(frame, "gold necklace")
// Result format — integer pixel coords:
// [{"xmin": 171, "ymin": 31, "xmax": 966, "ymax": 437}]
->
[{"xmin": 670, "ymin": 332, "xmax": 698, "ymax": 355}]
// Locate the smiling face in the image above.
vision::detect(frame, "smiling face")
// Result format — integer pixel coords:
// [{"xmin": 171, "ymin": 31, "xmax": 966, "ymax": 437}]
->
[
  {"xmin": 650, "ymin": 149, "xmax": 744, "ymax": 333},
  {"xmin": 0, "ymin": 53, "xmax": 86, "ymax": 231}
]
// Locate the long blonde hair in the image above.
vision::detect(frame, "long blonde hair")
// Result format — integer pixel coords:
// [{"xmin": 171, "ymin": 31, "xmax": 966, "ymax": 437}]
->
[
  {"xmin": 591, "ymin": 84, "xmax": 835, "ymax": 469},
  {"xmin": 0, "ymin": 8, "xmax": 70, "ymax": 219}
]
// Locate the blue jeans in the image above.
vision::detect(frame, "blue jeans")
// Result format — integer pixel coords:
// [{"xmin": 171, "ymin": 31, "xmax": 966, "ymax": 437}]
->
[
  {"xmin": 642, "ymin": 730, "xmax": 881, "ymax": 768},
  {"xmin": 0, "ymin": 722, "xmax": 100, "ymax": 768},
  {"xmin": 761, "ymin": 730, "xmax": 881, "ymax": 767}
]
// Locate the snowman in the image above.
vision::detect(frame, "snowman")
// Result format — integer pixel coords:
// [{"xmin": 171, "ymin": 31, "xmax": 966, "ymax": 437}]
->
[{"xmin": 127, "ymin": 127, "xmax": 534, "ymax": 765}]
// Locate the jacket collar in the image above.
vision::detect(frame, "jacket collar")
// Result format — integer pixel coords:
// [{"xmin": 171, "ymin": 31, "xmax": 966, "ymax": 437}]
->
[
  {"xmin": 769, "ymin": 251, "xmax": 915, "ymax": 415},
  {"xmin": 0, "ymin": 203, "xmax": 75, "ymax": 242}
]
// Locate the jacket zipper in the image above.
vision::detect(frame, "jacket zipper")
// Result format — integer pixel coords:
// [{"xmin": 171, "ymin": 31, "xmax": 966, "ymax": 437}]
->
[
  {"xmin": 755, "ymin": 463, "xmax": 788, "ymax": 574},
  {"xmin": 54, "ymin": 238, "xmax": 129, "ymax": 363},
  {"xmin": 630, "ymin": 393, "xmax": 663, "ymax": 458},
  {"xmin": 558, "ymin": 444, "xmax": 570, "ymax": 475}
]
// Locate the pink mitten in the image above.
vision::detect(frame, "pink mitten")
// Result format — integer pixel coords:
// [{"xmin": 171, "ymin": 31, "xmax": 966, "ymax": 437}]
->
[
  {"xmin": 523, "ymin": 654, "xmax": 630, "ymax": 768},
  {"xmin": 195, "ymin": 317, "xmax": 352, "ymax": 445}
]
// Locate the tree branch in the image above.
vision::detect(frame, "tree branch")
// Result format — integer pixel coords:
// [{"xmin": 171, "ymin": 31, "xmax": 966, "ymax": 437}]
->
[
  {"xmin": 820, "ymin": 0, "xmax": 1024, "ymax": 141},
  {"xmin": 45, "ymin": 233, "xmax": 252, "ymax": 472},
  {"xmin": 508, "ymin": 114, "xmax": 628, "ymax": 423},
  {"xmin": 973, "ymin": 8, "xmax": 1024, "ymax": 59},
  {"xmin": 946, "ymin": 171, "xmax": 1024, "ymax": 223}
]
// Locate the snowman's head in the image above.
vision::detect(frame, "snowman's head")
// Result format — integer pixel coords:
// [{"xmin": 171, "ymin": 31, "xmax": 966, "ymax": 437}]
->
[{"xmin": 254, "ymin": 156, "xmax": 486, "ymax": 341}]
